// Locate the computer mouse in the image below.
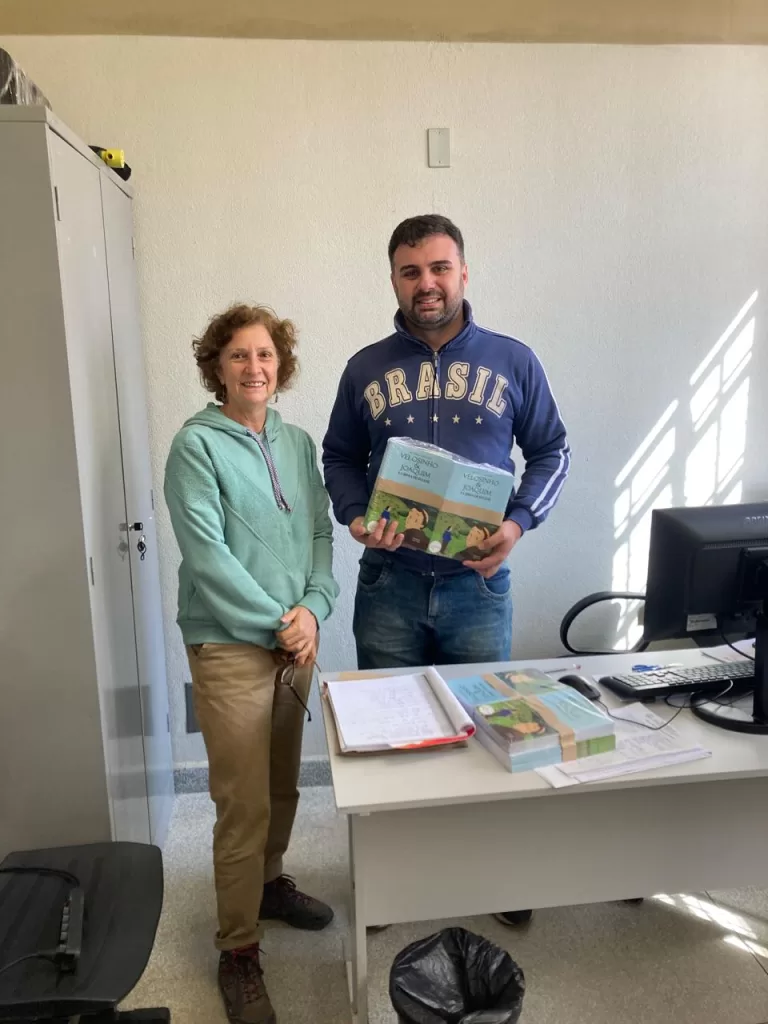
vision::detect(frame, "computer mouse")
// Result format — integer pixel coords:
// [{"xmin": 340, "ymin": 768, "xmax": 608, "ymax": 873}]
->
[{"xmin": 558, "ymin": 674, "xmax": 602, "ymax": 702}]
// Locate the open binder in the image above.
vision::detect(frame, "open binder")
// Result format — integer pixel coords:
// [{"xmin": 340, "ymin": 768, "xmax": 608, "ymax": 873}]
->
[{"xmin": 322, "ymin": 667, "xmax": 475, "ymax": 754}]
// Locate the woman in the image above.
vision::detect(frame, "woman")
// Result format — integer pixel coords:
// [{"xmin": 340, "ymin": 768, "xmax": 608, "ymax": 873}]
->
[{"xmin": 164, "ymin": 304, "xmax": 339, "ymax": 1024}]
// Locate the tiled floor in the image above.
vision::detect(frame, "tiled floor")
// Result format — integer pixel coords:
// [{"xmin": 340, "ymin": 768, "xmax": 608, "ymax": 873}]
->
[{"xmin": 125, "ymin": 789, "xmax": 768, "ymax": 1023}]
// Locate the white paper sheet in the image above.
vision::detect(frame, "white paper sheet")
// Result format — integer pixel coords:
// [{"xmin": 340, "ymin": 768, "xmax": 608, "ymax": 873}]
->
[
  {"xmin": 423, "ymin": 666, "xmax": 476, "ymax": 735},
  {"xmin": 536, "ymin": 702, "xmax": 711, "ymax": 787},
  {"xmin": 326, "ymin": 673, "xmax": 465, "ymax": 752},
  {"xmin": 609, "ymin": 702, "xmax": 679, "ymax": 733}
]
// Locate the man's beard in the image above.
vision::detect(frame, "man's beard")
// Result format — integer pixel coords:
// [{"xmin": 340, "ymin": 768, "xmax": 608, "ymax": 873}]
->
[{"xmin": 400, "ymin": 290, "xmax": 463, "ymax": 331}]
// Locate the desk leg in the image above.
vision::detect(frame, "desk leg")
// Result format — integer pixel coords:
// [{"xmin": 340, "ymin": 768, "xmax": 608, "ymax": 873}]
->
[{"xmin": 348, "ymin": 815, "xmax": 368, "ymax": 1024}]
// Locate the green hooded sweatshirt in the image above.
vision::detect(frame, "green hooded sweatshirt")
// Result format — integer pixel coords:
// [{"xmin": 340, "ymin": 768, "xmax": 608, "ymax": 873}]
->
[{"xmin": 164, "ymin": 403, "xmax": 339, "ymax": 648}]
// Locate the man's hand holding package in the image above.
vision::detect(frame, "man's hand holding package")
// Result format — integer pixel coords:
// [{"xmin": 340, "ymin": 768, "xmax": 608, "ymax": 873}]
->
[
  {"xmin": 349, "ymin": 516, "xmax": 404, "ymax": 551},
  {"xmin": 464, "ymin": 520, "xmax": 523, "ymax": 578}
]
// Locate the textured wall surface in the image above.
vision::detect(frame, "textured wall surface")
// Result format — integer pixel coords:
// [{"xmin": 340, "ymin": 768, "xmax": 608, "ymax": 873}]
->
[{"xmin": 3, "ymin": 36, "xmax": 767, "ymax": 763}]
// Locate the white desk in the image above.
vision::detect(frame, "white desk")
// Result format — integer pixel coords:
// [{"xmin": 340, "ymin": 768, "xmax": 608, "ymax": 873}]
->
[{"xmin": 320, "ymin": 649, "xmax": 768, "ymax": 1024}]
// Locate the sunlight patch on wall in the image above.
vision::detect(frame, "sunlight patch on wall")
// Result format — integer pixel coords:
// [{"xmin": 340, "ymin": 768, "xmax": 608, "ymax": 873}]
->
[{"xmin": 609, "ymin": 292, "xmax": 756, "ymax": 650}]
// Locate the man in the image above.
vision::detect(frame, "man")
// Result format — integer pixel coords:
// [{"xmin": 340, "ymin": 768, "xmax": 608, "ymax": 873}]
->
[
  {"xmin": 323, "ymin": 215, "xmax": 570, "ymax": 927},
  {"xmin": 323, "ymin": 213, "xmax": 569, "ymax": 666}
]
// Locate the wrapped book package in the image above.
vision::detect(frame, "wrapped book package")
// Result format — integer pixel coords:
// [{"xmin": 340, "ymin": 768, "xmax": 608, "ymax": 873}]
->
[
  {"xmin": 448, "ymin": 668, "xmax": 616, "ymax": 773},
  {"xmin": 364, "ymin": 437, "xmax": 515, "ymax": 562}
]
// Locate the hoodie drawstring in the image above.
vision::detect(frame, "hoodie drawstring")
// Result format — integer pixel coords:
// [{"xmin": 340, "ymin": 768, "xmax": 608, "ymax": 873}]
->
[{"xmin": 248, "ymin": 430, "xmax": 292, "ymax": 512}]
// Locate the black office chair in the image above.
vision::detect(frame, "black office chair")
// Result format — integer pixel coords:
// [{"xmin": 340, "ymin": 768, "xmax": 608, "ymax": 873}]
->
[
  {"xmin": 0, "ymin": 842, "xmax": 169, "ymax": 1023},
  {"xmin": 559, "ymin": 590, "xmax": 649, "ymax": 656}
]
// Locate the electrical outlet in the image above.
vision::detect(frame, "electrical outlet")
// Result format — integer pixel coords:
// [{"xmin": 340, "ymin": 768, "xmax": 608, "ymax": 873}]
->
[{"xmin": 427, "ymin": 128, "xmax": 450, "ymax": 168}]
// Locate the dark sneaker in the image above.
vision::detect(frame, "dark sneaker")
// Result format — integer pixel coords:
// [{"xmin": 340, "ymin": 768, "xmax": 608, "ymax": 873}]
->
[
  {"xmin": 218, "ymin": 944, "xmax": 276, "ymax": 1024},
  {"xmin": 494, "ymin": 909, "xmax": 534, "ymax": 926},
  {"xmin": 260, "ymin": 875, "xmax": 334, "ymax": 931}
]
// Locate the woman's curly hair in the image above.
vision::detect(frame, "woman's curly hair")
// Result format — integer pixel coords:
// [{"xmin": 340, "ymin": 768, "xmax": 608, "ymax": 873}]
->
[{"xmin": 192, "ymin": 303, "xmax": 299, "ymax": 403}]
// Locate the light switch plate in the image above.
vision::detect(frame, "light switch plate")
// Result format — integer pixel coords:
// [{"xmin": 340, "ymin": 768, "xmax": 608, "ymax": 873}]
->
[{"xmin": 428, "ymin": 128, "xmax": 450, "ymax": 168}]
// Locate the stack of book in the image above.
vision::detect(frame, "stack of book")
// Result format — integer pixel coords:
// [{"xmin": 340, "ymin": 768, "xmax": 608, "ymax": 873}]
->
[
  {"xmin": 363, "ymin": 437, "xmax": 515, "ymax": 562},
  {"xmin": 447, "ymin": 668, "xmax": 616, "ymax": 773}
]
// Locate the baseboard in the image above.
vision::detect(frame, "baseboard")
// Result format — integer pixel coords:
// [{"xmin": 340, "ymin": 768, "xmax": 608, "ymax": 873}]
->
[{"xmin": 174, "ymin": 757, "xmax": 331, "ymax": 794}]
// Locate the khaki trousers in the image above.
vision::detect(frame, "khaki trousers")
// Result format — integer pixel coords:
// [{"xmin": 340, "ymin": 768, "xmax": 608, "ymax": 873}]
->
[{"xmin": 186, "ymin": 643, "xmax": 312, "ymax": 950}]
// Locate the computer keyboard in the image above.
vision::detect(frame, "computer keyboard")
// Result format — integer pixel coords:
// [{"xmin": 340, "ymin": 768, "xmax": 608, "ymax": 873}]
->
[{"xmin": 599, "ymin": 659, "xmax": 755, "ymax": 700}]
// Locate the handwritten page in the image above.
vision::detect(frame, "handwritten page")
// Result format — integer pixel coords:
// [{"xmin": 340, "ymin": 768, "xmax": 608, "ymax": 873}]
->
[{"xmin": 326, "ymin": 673, "xmax": 457, "ymax": 752}]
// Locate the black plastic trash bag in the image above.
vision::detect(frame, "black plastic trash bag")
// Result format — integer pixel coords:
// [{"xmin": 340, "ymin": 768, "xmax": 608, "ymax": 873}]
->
[{"xmin": 390, "ymin": 927, "xmax": 525, "ymax": 1024}]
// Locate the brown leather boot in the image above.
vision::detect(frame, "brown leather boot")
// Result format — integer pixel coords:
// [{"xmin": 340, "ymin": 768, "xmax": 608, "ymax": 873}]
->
[
  {"xmin": 260, "ymin": 874, "xmax": 334, "ymax": 931},
  {"xmin": 218, "ymin": 943, "xmax": 276, "ymax": 1024}
]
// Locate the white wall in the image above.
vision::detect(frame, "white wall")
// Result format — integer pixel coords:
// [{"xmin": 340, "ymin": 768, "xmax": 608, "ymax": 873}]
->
[{"xmin": 3, "ymin": 37, "xmax": 767, "ymax": 763}]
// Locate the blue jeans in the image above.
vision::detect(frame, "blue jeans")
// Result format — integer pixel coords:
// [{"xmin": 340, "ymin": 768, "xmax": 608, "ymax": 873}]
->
[{"xmin": 353, "ymin": 552, "xmax": 513, "ymax": 670}]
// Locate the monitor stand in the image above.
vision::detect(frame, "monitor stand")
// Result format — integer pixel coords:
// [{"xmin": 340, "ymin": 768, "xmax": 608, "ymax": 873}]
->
[{"xmin": 691, "ymin": 602, "xmax": 768, "ymax": 734}]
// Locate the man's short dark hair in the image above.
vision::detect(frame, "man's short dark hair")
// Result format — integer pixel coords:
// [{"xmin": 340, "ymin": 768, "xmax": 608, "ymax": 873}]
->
[{"xmin": 388, "ymin": 215, "xmax": 465, "ymax": 265}]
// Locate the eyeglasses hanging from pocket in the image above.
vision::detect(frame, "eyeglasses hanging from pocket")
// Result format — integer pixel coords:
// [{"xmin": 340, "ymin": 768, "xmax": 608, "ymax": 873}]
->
[{"xmin": 277, "ymin": 658, "xmax": 314, "ymax": 722}]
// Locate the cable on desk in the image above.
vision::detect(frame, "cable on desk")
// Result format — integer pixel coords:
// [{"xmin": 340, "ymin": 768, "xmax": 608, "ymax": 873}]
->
[
  {"xmin": 595, "ymin": 682, "xmax": 736, "ymax": 732},
  {"xmin": 719, "ymin": 628, "xmax": 755, "ymax": 661}
]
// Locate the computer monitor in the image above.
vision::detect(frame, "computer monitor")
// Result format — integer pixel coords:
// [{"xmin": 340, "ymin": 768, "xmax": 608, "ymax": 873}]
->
[{"xmin": 643, "ymin": 502, "xmax": 768, "ymax": 734}]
